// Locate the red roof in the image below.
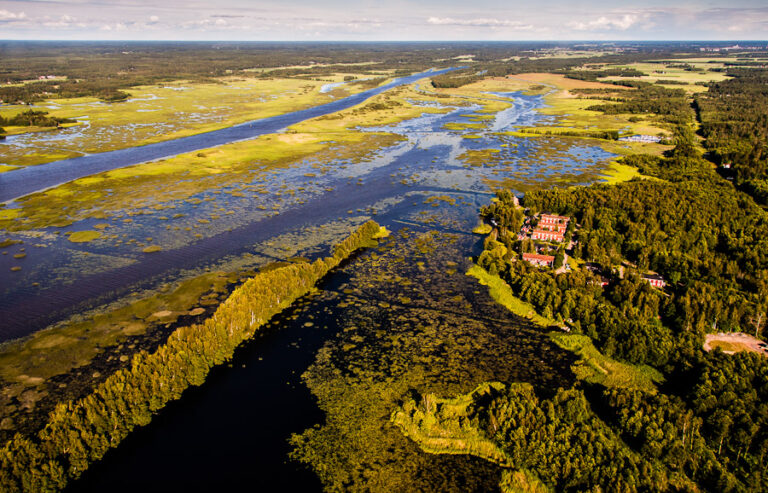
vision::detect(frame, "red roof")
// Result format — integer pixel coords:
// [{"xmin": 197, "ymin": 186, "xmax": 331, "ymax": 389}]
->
[{"xmin": 523, "ymin": 253, "xmax": 555, "ymax": 262}]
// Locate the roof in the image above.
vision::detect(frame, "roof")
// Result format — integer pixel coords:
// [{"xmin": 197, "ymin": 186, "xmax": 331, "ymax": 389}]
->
[
  {"xmin": 523, "ymin": 252, "xmax": 555, "ymax": 262},
  {"xmin": 532, "ymin": 229, "xmax": 564, "ymax": 236},
  {"xmin": 540, "ymin": 213, "xmax": 570, "ymax": 221},
  {"xmin": 642, "ymin": 274, "xmax": 665, "ymax": 281}
]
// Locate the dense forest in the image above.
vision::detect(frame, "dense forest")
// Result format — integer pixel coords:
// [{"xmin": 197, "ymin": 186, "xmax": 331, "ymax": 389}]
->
[
  {"xmin": 0, "ymin": 221, "xmax": 383, "ymax": 492},
  {"xmin": 0, "ymin": 110, "xmax": 75, "ymax": 128},
  {"xmin": 695, "ymin": 69, "xmax": 768, "ymax": 204},
  {"xmin": 472, "ymin": 84, "xmax": 768, "ymax": 488}
]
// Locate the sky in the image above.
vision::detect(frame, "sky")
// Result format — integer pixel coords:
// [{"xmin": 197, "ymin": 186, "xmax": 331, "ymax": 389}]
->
[{"xmin": 0, "ymin": 0, "xmax": 766, "ymax": 41}]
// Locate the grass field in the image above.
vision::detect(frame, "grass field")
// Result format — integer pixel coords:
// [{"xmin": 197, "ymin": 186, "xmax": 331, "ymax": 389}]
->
[
  {"xmin": 467, "ymin": 265, "xmax": 557, "ymax": 326},
  {"xmin": 0, "ymin": 74, "xmax": 379, "ymax": 168},
  {"xmin": 586, "ymin": 60, "xmax": 731, "ymax": 93},
  {"xmin": 550, "ymin": 333, "xmax": 663, "ymax": 391}
]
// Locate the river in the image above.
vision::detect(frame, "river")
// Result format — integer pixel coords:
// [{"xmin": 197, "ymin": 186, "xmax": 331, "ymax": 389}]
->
[
  {"xmin": 3, "ymin": 83, "xmax": 612, "ymax": 490},
  {"xmin": 0, "ymin": 68, "xmax": 457, "ymax": 204}
]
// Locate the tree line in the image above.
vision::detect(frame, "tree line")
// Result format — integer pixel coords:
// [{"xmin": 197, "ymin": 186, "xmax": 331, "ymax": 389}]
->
[{"xmin": 0, "ymin": 221, "xmax": 383, "ymax": 492}]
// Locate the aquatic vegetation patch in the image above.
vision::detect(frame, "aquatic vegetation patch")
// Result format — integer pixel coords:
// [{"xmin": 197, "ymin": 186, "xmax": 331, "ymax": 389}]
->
[
  {"xmin": 66, "ymin": 230, "xmax": 101, "ymax": 243},
  {"xmin": 290, "ymin": 229, "xmax": 576, "ymax": 491}
]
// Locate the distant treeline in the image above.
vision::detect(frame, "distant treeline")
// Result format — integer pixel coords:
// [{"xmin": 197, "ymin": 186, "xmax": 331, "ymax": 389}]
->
[
  {"xmin": 695, "ymin": 68, "xmax": 768, "ymax": 205},
  {"xmin": 0, "ymin": 110, "xmax": 75, "ymax": 128},
  {"xmin": 0, "ymin": 221, "xmax": 382, "ymax": 492}
]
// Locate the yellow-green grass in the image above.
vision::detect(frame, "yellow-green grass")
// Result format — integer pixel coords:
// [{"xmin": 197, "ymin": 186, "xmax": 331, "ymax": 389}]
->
[
  {"xmin": 291, "ymin": 84, "xmax": 485, "ymax": 134},
  {"xmin": 467, "ymin": 265, "xmax": 556, "ymax": 327},
  {"xmin": 500, "ymin": 470, "xmax": 552, "ymax": 493},
  {"xmin": 472, "ymin": 223, "xmax": 493, "ymax": 235},
  {"xmin": 67, "ymin": 230, "xmax": 101, "ymax": 243},
  {"xmin": 600, "ymin": 162, "xmax": 643, "ymax": 184},
  {"xmin": 371, "ymin": 225, "xmax": 391, "ymax": 239},
  {"xmin": 708, "ymin": 340, "xmax": 751, "ymax": 352},
  {"xmin": 0, "ymin": 76, "xmax": 375, "ymax": 167},
  {"xmin": 0, "ymin": 271, "xmax": 230, "ymax": 397},
  {"xmin": 458, "ymin": 73, "xmax": 670, "ymax": 145},
  {"xmin": 539, "ymin": 92, "xmax": 669, "ymax": 137},
  {"xmin": 590, "ymin": 61, "xmax": 731, "ymax": 93},
  {"xmin": 0, "ymin": 165, "xmax": 18, "ymax": 173},
  {"xmin": 5, "ymin": 83, "xmax": 472, "ymax": 232},
  {"xmin": 391, "ymin": 381, "xmax": 513, "ymax": 467},
  {"xmin": 2, "ymin": 130, "xmax": 400, "ymax": 231},
  {"xmin": 549, "ymin": 333, "xmax": 663, "ymax": 391}
]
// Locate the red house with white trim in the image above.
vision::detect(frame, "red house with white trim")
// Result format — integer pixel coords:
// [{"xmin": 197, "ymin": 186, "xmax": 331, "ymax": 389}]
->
[
  {"xmin": 522, "ymin": 252, "xmax": 555, "ymax": 267},
  {"xmin": 642, "ymin": 274, "xmax": 666, "ymax": 289},
  {"xmin": 540, "ymin": 214, "xmax": 569, "ymax": 226},
  {"xmin": 532, "ymin": 229, "xmax": 564, "ymax": 242}
]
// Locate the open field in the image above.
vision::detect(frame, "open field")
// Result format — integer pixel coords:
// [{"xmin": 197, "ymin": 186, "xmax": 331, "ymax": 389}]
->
[
  {"xmin": 583, "ymin": 61, "xmax": 732, "ymax": 93},
  {"xmin": 704, "ymin": 333, "xmax": 768, "ymax": 356}
]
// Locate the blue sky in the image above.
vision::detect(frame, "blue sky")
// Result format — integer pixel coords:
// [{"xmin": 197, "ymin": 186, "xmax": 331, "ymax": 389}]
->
[{"xmin": 0, "ymin": 0, "xmax": 766, "ymax": 40}]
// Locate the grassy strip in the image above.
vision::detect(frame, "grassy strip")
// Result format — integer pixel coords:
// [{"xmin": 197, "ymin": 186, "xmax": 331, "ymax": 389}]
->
[
  {"xmin": 468, "ymin": 265, "xmax": 660, "ymax": 391},
  {"xmin": 549, "ymin": 333, "xmax": 663, "ymax": 392},
  {"xmin": 0, "ymin": 221, "xmax": 384, "ymax": 492},
  {"xmin": 599, "ymin": 162, "xmax": 642, "ymax": 184},
  {"xmin": 466, "ymin": 265, "xmax": 555, "ymax": 327}
]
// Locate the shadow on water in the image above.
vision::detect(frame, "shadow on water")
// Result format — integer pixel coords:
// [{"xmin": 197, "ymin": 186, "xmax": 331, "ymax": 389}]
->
[{"xmin": 68, "ymin": 265, "xmax": 355, "ymax": 492}]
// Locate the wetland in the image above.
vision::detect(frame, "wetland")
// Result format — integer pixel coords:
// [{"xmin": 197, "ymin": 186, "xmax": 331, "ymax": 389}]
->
[{"xmin": 2, "ymin": 41, "xmax": 731, "ymax": 491}]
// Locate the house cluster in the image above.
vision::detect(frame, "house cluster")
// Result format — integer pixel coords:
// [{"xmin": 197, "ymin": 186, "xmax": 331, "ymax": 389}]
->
[
  {"xmin": 619, "ymin": 134, "xmax": 662, "ymax": 143},
  {"xmin": 527, "ymin": 213, "xmax": 569, "ymax": 243},
  {"xmin": 586, "ymin": 262, "xmax": 666, "ymax": 290},
  {"xmin": 642, "ymin": 274, "xmax": 666, "ymax": 289},
  {"xmin": 518, "ymin": 213, "xmax": 572, "ymax": 268}
]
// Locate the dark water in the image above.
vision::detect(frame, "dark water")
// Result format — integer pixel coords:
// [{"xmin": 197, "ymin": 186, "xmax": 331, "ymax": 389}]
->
[
  {"xmin": 67, "ymin": 284, "xmax": 340, "ymax": 493},
  {"xmin": 69, "ymin": 203, "xmax": 576, "ymax": 492},
  {"xmin": 0, "ymin": 68, "xmax": 457, "ymax": 203}
]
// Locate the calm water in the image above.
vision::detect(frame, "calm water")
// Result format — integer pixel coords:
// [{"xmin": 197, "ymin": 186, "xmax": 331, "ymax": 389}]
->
[{"xmin": 1, "ymin": 83, "xmax": 607, "ymax": 491}]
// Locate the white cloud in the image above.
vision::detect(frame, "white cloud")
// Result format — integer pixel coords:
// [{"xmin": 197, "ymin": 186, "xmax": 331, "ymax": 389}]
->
[
  {"xmin": 0, "ymin": 9, "xmax": 26, "ymax": 21},
  {"xmin": 568, "ymin": 14, "xmax": 639, "ymax": 31},
  {"xmin": 427, "ymin": 17, "xmax": 533, "ymax": 29},
  {"xmin": 149, "ymin": 15, "xmax": 159, "ymax": 23}
]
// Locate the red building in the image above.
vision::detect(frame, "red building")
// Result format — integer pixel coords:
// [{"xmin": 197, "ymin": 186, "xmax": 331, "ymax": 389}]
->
[
  {"xmin": 522, "ymin": 252, "xmax": 555, "ymax": 267},
  {"xmin": 540, "ymin": 214, "xmax": 569, "ymax": 226},
  {"xmin": 642, "ymin": 274, "xmax": 666, "ymax": 289},
  {"xmin": 532, "ymin": 229, "xmax": 564, "ymax": 242}
]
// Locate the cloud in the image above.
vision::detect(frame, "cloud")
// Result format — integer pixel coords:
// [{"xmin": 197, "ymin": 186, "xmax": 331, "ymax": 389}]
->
[
  {"xmin": 568, "ymin": 14, "xmax": 639, "ymax": 31},
  {"xmin": 427, "ymin": 17, "xmax": 533, "ymax": 29},
  {"xmin": 0, "ymin": 9, "xmax": 26, "ymax": 21},
  {"xmin": 149, "ymin": 15, "xmax": 159, "ymax": 23}
]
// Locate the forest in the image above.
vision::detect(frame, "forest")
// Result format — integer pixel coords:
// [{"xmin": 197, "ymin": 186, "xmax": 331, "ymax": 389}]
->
[
  {"xmin": 695, "ymin": 69, "xmax": 768, "ymax": 205},
  {"xmin": 0, "ymin": 221, "xmax": 383, "ymax": 492},
  {"xmin": 470, "ymin": 67, "xmax": 768, "ymax": 489}
]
